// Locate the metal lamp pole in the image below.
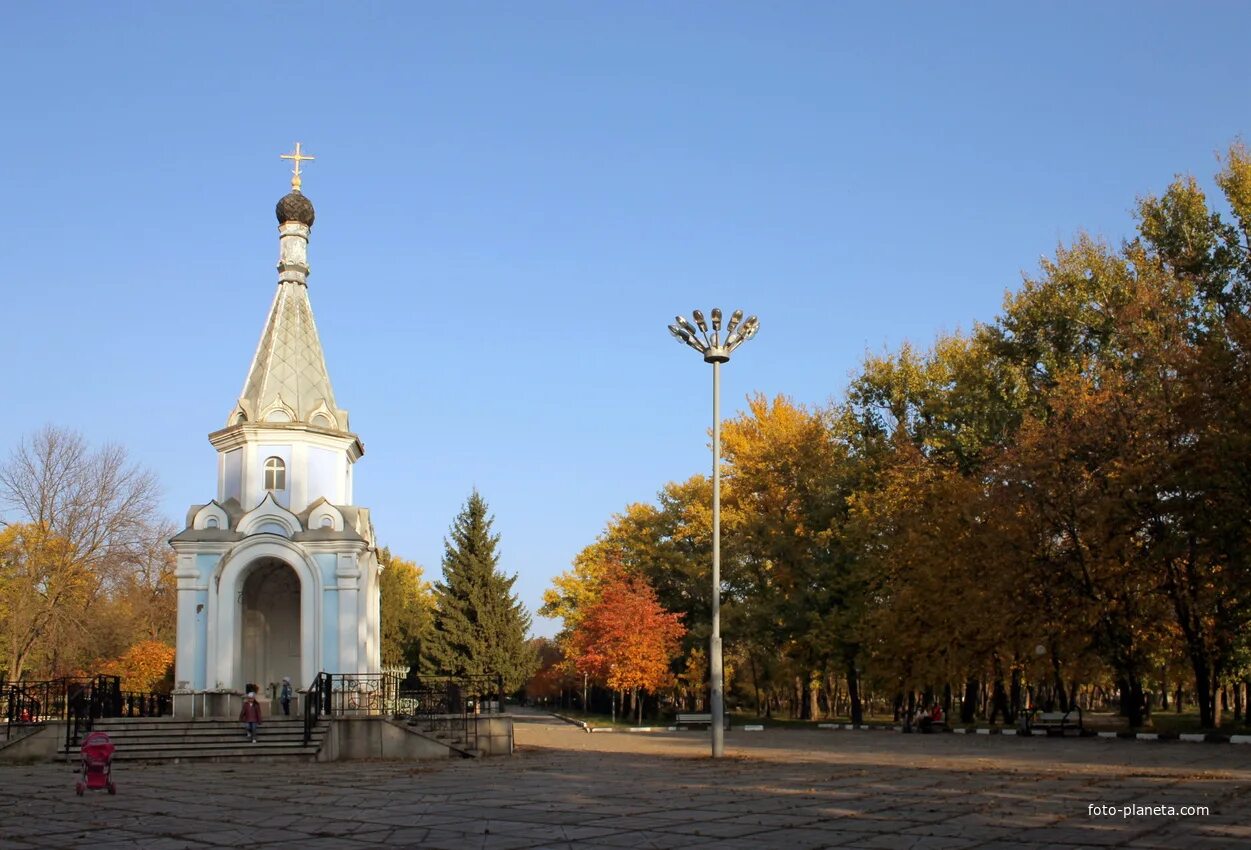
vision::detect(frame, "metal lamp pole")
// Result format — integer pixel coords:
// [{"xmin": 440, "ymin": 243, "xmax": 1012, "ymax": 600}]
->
[{"xmin": 668, "ymin": 308, "xmax": 759, "ymax": 758}]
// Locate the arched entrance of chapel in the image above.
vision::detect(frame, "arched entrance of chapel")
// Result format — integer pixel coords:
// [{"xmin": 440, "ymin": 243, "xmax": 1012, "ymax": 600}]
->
[
  {"xmin": 240, "ymin": 557, "xmax": 301, "ymax": 697},
  {"xmin": 213, "ymin": 537, "xmax": 321, "ymax": 691}
]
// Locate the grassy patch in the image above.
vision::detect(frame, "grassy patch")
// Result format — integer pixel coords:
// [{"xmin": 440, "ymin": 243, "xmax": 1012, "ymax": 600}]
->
[
  {"xmin": 1142, "ymin": 710, "xmax": 1250, "ymax": 735},
  {"xmin": 550, "ymin": 708, "xmax": 639, "ymax": 729}
]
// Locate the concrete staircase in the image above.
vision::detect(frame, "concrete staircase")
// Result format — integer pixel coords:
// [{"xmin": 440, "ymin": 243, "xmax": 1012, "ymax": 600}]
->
[{"xmin": 62, "ymin": 717, "xmax": 329, "ymax": 763}]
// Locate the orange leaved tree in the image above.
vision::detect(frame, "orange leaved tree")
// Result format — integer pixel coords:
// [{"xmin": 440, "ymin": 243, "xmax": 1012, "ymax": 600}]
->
[
  {"xmin": 568, "ymin": 571, "xmax": 685, "ymax": 724},
  {"xmin": 100, "ymin": 640, "xmax": 176, "ymax": 693}
]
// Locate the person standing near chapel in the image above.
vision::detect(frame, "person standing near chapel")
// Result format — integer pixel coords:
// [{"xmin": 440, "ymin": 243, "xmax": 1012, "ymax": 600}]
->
[
  {"xmin": 280, "ymin": 677, "xmax": 293, "ymax": 716},
  {"xmin": 240, "ymin": 692, "xmax": 263, "ymax": 743}
]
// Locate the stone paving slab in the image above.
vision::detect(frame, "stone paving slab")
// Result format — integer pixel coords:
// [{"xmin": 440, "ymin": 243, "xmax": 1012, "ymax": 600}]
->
[{"xmin": 1, "ymin": 713, "xmax": 1248, "ymax": 848}]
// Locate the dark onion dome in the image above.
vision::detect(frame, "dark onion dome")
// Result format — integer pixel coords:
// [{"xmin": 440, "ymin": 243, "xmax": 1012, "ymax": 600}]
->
[{"xmin": 276, "ymin": 191, "xmax": 315, "ymax": 226}]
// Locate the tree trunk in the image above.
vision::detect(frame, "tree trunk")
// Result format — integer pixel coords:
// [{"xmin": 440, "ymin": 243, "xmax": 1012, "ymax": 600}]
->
[
  {"xmin": 989, "ymin": 655, "xmax": 1010, "ymax": 724},
  {"xmin": 1009, "ymin": 667, "xmax": 1023, "ymax": 723},
  {"xmin": 1118, "ymin": 674, "xmax": 1147, "ymax": 729},
  {"xmin": 845, "ymin": 665, "xmax": 865, "ymax": 726},
  {"xmin": 1191, "ymin": 655, "xmax": 1219, "ymax": 729},
  {"xmin": 960, "ymin": 678, "xmax": 978, "ymax": 724},
  {"xmin": 846, "ymin": 660, "xmax": 863, "ymax": 725},
  {"xmin": 748, "ymin": 654, "xmax": 762, "ymax": 718},
  {"xmin": 1051, "ymin": 648, "xmax": 1069, "ymax": 712},
  {"xmin": 989, "ymin": 679, "xmax": 1009, "ymax": 724}
]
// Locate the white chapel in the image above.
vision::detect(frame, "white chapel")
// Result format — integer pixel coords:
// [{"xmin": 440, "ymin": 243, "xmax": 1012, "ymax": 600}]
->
[{"xmin": 170, "ymin": 146, "xmax": 381, "ymax": 699}]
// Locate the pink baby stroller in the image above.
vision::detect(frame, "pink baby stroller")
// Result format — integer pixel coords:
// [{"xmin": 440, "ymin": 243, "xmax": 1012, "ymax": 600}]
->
[{"xmin": 75, "ymin": 731, "xmax": 116, "ymax": 796}]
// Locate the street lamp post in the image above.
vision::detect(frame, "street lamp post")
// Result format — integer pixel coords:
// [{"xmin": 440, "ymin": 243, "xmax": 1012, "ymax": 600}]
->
[{"xmin": 668, "ymin": 308, "xmax": 759, "ymax": 758}]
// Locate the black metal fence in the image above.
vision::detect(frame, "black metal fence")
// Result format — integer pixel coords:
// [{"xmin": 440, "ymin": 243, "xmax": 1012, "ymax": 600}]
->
[
  {"xmin": 1, "ymin": 675, "xmax": 171, "ymax": 746},
  {"xmin": 301, "ymin": 671, "xmax": 506, "ymax": 748}
]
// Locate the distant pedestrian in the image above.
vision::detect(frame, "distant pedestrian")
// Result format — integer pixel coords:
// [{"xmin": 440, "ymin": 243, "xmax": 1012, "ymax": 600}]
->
[
  {"xmin": 280, "ymin": 677, "xmax": 293, "ymax": 716},
  {"xmin": 240, "ymin": 692, "xmax": 263, "ymax": 743}
]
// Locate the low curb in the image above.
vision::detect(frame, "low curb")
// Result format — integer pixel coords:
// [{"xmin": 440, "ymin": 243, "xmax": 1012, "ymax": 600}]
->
[
  {"xmin": 549, "ymin": 713, "xmax": 592, "ymax": 732},
  {"xmin": 550, "ymin": 713, "xmax": 1249, "ymax": 743},
  {"xmin": 548, "ymin": 714, "xmax": 766, "ymax": 734},
  {"xmin": 815, "ymin": 721, "xmax": 1251, "ymax": 744}
]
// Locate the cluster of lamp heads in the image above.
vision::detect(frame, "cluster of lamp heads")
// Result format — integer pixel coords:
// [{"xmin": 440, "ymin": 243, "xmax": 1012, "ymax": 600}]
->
[{"xmin": 669, "ymin": 308, "xmax": 759, "ymax": 363}]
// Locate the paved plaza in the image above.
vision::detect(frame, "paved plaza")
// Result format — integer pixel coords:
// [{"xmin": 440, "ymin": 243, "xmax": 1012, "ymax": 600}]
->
[{"xmin": 1, "ymin": 712, "xmax": 1248, "ymax": 849}]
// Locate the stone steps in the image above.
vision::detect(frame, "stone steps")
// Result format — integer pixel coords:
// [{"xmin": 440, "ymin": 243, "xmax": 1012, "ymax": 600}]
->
[{"xmin": 62, "ymin": 717, "xmax": 328, "ymax": 763}]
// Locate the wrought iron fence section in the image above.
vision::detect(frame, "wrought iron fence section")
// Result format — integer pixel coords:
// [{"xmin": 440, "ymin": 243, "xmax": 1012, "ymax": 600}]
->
[
  {"xmin": 1, "ymin": 675, "xmax": 171, "ymax": 746},
  {"xmin": 298, "ymin": 671, "xmax": 505, "ymax": 754},
  {"xmin": 398, "ymin": 675, "xmax": 504, "ymax": 718},
  {"xmin": 326, "ymin": 673, "xmax": 401, "ymax": 716},
  {"xmin": 4, "ymin": 680, "xmax": 69, "ymax": 737},
  {"xmin": 118, "ymin": 691, "xmax": 170, "ymax": 717}
]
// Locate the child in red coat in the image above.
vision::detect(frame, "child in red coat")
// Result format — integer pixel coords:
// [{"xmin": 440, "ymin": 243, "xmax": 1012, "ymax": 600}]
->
[{"xmin": 239, "ymin": 692, "xmax": 263, "ymax": 743}]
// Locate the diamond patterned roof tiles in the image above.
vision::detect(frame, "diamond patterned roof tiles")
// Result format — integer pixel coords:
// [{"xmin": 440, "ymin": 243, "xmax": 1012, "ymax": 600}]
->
[{"xmin": 235, "ymin": 281, "xmax": 347, "ymax": 428}]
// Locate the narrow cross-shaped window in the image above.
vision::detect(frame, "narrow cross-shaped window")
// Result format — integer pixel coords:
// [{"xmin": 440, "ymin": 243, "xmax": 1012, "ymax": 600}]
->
[{"xmin": 264, "ymin": 457, "xmax": 286, "ymax": 491}]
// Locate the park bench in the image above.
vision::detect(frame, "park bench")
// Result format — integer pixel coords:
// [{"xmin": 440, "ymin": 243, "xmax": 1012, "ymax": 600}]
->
[
  {"xmin": 1022, "ymin": 706, "xmax": 1083, "ymax": 735},
  {"xmin": 675, "ymin": 713, "xmax": 730, "ymax": 730},
  {"xmin": 903, "ymin": 716, "xmax": 950, "ymax": 733}
]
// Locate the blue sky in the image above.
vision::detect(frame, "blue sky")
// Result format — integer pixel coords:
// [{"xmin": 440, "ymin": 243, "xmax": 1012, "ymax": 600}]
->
[{"xmin": 1, "ymin": 3, "xmax": 1247, "ymax": 637}]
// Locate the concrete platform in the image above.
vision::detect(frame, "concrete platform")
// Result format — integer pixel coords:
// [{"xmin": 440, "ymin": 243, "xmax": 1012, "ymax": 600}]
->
[{"xmin": 0, "ymin": 709, "xmax": 1247, "ymax": 848}]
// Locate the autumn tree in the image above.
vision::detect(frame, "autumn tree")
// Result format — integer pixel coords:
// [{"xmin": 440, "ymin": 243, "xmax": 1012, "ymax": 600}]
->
[
  {"xmin": 543, "ymin": 477, "xmax": 721, "ymax": 663},
  {"xmin": 0, "ymin": 524, "xmax": 85, "ymax": 681},
  {"xmin": 425, "ymin": 490, "xmax": 537, "ymax": 691},
  {"xmin": 0, "ymin": 426, "xmax": 166, "ymax": 680},
  {"xmin": 548, "ymin": 138, "xmax": 1251, "ymax": 730},
  {"xmin": 568, "ymin": 569, "xmax": 686, "ymax": 723},
  {"xmin": 100, "ymin": 639, "xmax": 176, "ymax": 693},
  {"xmin": 525, "ymin": 637, "xmax": 577, "ymax": 706},
  {"xmin": 721, "ymin": 394, "xmax": 856, "ymax": 721},
  {"xmin": 378, "ymin": 547, "xmax": 434, "ymax": 670},
  {"xmin": 1128, "ymin": 145, "xmax": 1251, "ymax": 727}
]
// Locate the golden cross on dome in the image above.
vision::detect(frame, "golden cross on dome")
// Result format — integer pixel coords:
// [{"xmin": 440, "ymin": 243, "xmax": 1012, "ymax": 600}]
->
[{"xmin": 280, "ymin": 142, "xmax": 315, "ymax": 191}]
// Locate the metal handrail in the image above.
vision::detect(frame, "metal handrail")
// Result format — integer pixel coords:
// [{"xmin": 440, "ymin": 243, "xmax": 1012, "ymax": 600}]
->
[{"xmin": 302, "ymin": 671, "xmax": 331, "ymax": 745}]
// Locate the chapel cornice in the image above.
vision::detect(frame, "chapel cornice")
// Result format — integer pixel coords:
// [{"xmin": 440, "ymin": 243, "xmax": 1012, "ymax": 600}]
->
[{"xmin": 209, "ymin": 421, "xmax": 364, "ymax": 460}]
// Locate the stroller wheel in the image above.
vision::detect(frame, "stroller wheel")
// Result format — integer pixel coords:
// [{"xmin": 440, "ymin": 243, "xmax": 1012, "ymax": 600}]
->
[
  {"xmin": 107, "ymin": 782, "xmax": 117, "ymax": 795},
  {"xmin": 75, "ymin": 783, "xmax": 84, "ymax": 796}
]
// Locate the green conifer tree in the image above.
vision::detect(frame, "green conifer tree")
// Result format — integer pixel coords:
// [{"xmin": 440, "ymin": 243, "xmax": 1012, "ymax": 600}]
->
[{"xmin": 424, "ymin": 490, "xmax": 537, "ymax": 691}]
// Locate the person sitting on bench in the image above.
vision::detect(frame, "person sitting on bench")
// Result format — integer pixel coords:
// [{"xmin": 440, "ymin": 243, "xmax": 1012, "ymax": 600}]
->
[
  {"xmin": 917, "ymin": 703, "xmax": 944, "ymax": 733},
  {"xmin": 915, "ymin": 706, "xmax": 931, "ymax": 732}
]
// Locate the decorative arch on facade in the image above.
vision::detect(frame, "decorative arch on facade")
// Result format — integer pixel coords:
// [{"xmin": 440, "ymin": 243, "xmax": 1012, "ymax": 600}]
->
[
  {"xmin": 261, "ymin": 394, "xmax": 297, "ymax": 423},
  {"xmin": 236, "ymin": 492, "xmax": 302, "ymax": 537},
  {"xmin": 226, "ymin": 402, "xmax": 252, "ymax": 427},
  {"xmin": 306, "ymin": 498, "xmax": 345, "ymax": 532},
  {"xmin": 192, "ymin": 501, "xmax": 230, "ymax": 531},
  {"xmin": 308, "ymin": 400, "xmax": 338, "ymax": 431},
  {"xmin": 210, "ymin": 535, "xmax": 324, "ymax": 690}
]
